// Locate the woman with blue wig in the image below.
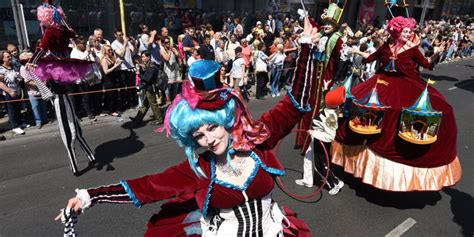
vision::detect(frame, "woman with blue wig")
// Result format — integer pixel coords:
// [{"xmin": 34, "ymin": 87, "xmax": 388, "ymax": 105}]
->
[{"xmin": 56, "ymin": 17, "xmax": 321, "ymax": 236}]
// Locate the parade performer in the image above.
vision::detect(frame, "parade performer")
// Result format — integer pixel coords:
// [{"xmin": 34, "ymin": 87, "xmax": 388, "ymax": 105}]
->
[
  {"xmin": 27, "ymin": 0, "xmax": 96, "ymax": 175},
  {"xmin": 55, "ymin": 18, "xmax": 320, "ymax": 236},
  {"xmin": 332, "ymin": 16, "xmax": 462, "ymax": 191},
  {"xmin": 294, "ymin": 2, "xmax": 345, "ymax": 195}
]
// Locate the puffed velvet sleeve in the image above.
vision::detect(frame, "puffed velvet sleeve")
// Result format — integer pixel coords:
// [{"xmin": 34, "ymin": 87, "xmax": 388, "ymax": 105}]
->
[
  {"xmin": 123, "ymin": 161, "xmax": 202, "ymax": 207},
  {"xmin": 362, "ymin": 43, "xmax": 388, "ymax": 64},
  {"xmin": 86, "ymin": 161, "xmax": 202, "ymax": 208},
  {"xmin": 258, "ymin": 96, "xmax": 303, "ymax": 149},
  {"xmin": 286, "ymin": 42, "xmax": 314, "ymax": 112},
  {"xmin": 411, "ymin": 47, "xmax": 434, "ymax": 70},
  {"xmin": 258, "ymin": 40, "xmax": 317, "ymax": 149}
]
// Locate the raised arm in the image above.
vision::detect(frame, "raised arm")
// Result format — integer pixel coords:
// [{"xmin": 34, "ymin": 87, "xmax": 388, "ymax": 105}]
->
[
  {"xmin": 258, "ymin": 17, "xmax": 319, "ymax": 149},
  {"xmin": 412, "ymin": 44, "xmax": 445, "ymax": 70},
  {"xmin": 286, "ymin": 17, "xmax": 320, "ymax": 112},
  {"xmin": 361, "ymin": 43, "xmax": 387, "ymax": 64},
  {"xmin": 114, "ymin": 40, "xmax": 128, "ymax": 58},
  {"xmin": 160, "ymin": 47, "xmax": 171, "ymax": 62},
  {"xmin": 100, "ymin": 58, "xmax": 121, "ymax": 75},
  {"xmin": 411, "ymin": 47, "xmax": 434, "ymax": 70}
]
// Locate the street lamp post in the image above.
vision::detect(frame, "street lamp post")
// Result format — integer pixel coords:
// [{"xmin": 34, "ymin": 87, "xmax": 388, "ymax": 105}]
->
[
  {"xmin": 18, "ymin": 4, "xmax": 30, "ymax": 50},
  {"xmin": 10, "ymin": 0, "xmax": 25, "ymax": 51},
  {"xmin": 420, "ymin": 0, "xmax": 429, "ymax": 26},
  {"xmin": 119, "ymin": 0, "xmax": 127, "ymax": 37}
]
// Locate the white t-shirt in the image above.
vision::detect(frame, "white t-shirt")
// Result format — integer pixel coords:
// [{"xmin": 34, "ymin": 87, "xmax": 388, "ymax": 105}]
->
[
  {"xmin": 231, "ymin": 58, "xmax": 246, "ymax": 78},
  {"xmin": 225, "ymin": 41, "xmax": 241, "ymax": 60},
  {"xmin": 70, "ymin": 48, "xmax": 90, "ymax": 60},
  {"xmin": 111, "ymin": 40, "xmax": 135, "ymax": 70},
  {"xmin": 187, "ymin": 57, "xmax": 200, "ymax": 67},
  {"xmin": 0, "ymin": 66, "xmax": 21, "ymax": 95},
  {"xmin": 270, "ymin": 52, "xmax": 286, "ymax": 67},
  {"xmin": 138, "ymin": 34, "xmax": 150, "ymax": 53}
]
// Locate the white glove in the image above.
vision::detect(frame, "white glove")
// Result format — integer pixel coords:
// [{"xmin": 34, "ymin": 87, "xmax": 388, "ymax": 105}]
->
[
  {"xmin": 309, "ymin": 108, "xmax": 338, "ymax": 143},
  {"xmin": 297, "ymin": 9, "xmax": 309, "ymax": 20}
]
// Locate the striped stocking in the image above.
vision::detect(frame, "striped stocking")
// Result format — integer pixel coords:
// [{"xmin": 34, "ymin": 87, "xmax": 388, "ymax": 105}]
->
[{"xmin": 61, "ymin": 207, "xmax": 78, "ymax": 237}]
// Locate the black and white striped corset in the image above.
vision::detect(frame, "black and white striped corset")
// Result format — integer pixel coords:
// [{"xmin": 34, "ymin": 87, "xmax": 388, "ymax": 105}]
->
[{"xmin": 202, "ymin": 192, "xmax": 289, "ymax": 237}]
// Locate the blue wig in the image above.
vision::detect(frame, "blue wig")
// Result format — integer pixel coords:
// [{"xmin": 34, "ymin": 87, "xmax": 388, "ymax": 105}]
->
[{"xmin": 169, "ymin": 98, "xmax": 237, "ymax": 178}]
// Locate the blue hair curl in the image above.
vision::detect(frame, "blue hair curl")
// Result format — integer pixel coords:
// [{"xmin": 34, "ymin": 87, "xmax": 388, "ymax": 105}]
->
[{"xmin": 169, "ymin": 98, "xmax": 237, "ymax": 178}]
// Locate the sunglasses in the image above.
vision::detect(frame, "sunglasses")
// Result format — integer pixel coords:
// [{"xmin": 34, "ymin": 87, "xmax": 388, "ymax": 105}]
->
[{"xmin": 164, "ymin": 41, "xmax": 170, "ymax": 44}]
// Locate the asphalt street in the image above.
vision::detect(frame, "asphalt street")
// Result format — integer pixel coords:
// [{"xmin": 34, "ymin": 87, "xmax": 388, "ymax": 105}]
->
[{"xmin": 1, "ymin": 58, "xmax": 473, "ymax": 236}]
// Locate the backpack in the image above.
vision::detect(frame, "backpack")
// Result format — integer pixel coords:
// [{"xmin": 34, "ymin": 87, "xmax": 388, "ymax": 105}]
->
[{"xmin": 154, "ymin": 67, "xmax": 168, "ymax": 93}]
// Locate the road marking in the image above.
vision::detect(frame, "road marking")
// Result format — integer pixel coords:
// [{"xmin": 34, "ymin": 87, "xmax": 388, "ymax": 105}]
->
[
  {"xmin": 385, "ymin": 218, "xmax": 417, "ymax": 237},
  {"xmin": 448, "ymin": 86, "xmax": 458, "ymax": 91}
]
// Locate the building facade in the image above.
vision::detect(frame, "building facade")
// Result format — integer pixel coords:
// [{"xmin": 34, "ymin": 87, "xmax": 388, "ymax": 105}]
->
[{"xmin": 1, "ymin": 0, "xmax": 473, "ymax": 50}]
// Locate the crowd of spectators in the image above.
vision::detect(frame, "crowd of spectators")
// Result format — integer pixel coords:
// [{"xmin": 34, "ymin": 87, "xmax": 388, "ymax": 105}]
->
[{"xmin": 0, "ymin": 11, "xmax": 473, "ymax": 139}]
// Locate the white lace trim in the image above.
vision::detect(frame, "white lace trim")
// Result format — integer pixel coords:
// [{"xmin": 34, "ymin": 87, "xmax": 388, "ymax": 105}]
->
[{"xmin": 75, "ymin": 188, "xmax": 92, "ymax": 211}]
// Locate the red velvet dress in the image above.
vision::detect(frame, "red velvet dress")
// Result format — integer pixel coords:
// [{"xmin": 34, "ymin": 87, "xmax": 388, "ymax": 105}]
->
[
  {"xmin": 332, "ymin": 43, "xmax": 462, "ymax": 191},
  {"xmin": 85, "ymin": 43, "xmax": 316, "ymax": 236}
]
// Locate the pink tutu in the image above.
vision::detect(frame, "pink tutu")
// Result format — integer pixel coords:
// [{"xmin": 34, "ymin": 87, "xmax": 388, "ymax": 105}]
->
[{"xmin": 35, "ymin": 57, "xmax": 94, "ymax": 84}]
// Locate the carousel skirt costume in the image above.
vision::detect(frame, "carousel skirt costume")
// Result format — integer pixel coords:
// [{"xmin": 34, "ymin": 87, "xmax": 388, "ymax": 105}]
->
[
  {"xmin": 70, "ymin": 36, "xmax": 318, "ymax": 236},
  {"xmin": 29, "ymin": 2, "xmax": 96, "ymax": 175},
  {"xmin": 332, "ymin": 17, "xmax": 461, "ymax": 191}
]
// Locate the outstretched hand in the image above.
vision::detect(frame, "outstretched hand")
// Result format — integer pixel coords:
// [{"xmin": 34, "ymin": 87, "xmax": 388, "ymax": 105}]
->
[
  {"xmin": 54, "ymin": 197, "xmax": 82, "ymax": 221},
  {"xmin": 302, "ymin": 17, "xmax": 320, "ymax": 44}
]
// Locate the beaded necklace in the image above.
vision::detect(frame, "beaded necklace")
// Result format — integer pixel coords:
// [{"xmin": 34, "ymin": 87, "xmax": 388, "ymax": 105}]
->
[{"xmin": 216, "ymin": 155, "xmax": 247, "ymax": 177}]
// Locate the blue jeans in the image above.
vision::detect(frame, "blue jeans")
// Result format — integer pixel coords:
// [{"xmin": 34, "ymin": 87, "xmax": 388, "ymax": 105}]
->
[
  {"xmin": 271, "ymin": 66, "xmax": 282, "ymax": 95},
  {"xmin": 446, "ymin": 45, "xmax": 455, "ymax": 59},
  {"xmin": 29, "ymin": 95, "xmax": 48, "ymax": 125},
  {"xmin": 4, "ymin": 94, "xmax": 22, "ymax": 129},
  {"xmin": 462, "ymin": 45, "xmax": 472, "ymax": 57}
]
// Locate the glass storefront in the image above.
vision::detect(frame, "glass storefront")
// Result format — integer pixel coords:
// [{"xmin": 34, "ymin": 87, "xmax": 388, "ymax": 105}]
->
[{"xmin": 1, "ymin": 0, "xmax": 173, "ymax": 48}]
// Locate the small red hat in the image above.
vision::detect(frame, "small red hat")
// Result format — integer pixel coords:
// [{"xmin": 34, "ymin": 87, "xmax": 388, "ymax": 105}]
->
[{"xmin": 325, "ymin": 86, "xmax": 346, "ymax": 108}]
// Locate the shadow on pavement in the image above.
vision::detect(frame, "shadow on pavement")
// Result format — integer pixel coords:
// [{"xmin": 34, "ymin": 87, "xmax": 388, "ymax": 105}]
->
[
  {"xmin": 332, "ymin": 166, "xmax": 442, "ymax": 209},
  {"xmin": 443, "ymin": 187, "xmax": 474, "ymax": 237},
  {"xmin": 454, "ymin": 79, "xmax": 474, "ymax": 93},
  {"xmin": 93, "ymin": 121, "xmax": 145, "ymax": 171},
  {"xmin": 421, "ymin": 73, "xmax": 459, "ymax": 82}
]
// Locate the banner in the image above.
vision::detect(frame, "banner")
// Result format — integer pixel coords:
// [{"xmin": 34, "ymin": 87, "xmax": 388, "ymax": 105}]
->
[{"xmin": 358, "ymin": 0, "xmax": 375, "ymax": 25}]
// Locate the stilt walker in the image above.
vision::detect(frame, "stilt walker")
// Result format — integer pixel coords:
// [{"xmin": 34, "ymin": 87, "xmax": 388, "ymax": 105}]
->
[
  {"xmin": 294, "ymin": 1, "xmax": 346, "ymax": 194},
  {"xmin": 27, "ymin": 0, "xmax": 96, "ymax": 176},
  {"xmin": 331, "ymin": 4, "xmax": 461, "ymax": 191}
]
